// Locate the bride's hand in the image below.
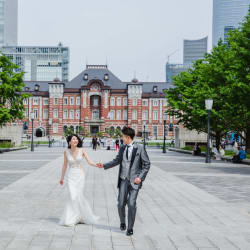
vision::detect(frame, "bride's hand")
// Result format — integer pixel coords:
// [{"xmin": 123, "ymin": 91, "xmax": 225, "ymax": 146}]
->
[{"xmin": 60, "ymin": 179, "xmax": 64, "ymax": 185}]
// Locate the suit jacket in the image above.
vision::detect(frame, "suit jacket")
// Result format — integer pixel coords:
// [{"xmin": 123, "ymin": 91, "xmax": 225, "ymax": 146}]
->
[{"xmin": 103, "ymin": 143, "xmax": 151, "ymax": 189}]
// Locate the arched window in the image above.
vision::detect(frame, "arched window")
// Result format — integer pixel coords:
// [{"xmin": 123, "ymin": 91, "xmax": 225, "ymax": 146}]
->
[
  {"xmin": 76, "ymin": 126, "xmax": 80, "ymax": 134},
  {"xmin": 70, "ymin": 125, "xmax": 74, "ymax": 132},
  {"xmin": 63, "ymin": 125, "xmax": 67, "ymax": 133}
]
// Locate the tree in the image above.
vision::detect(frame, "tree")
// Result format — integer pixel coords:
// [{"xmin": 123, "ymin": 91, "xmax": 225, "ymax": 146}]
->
[
  {"xmin": 165, "ymin": 41, "xmax": 234, "ymax": 148},
  {"xmin": 0, "ymin": 52, "xmax": 29, "ymax": 127},
  {"xmin": 226, "ymin": 10, "xmax": 250, "ymax": 152},
  {"xmin": 64, "ymin": 127, "xmax": 74, "ymax": 137}
]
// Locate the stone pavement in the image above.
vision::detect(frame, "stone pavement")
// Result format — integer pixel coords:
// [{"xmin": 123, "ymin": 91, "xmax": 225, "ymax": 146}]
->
[{"xmin": 1, "ymin": 147, "xmax": 250, "ymax": 250}]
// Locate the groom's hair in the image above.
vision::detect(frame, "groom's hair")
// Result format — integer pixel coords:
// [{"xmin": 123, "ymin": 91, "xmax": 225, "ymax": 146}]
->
[
  {"xmin": 122, "ymin": 126, "xmax": 135, "ymax": 140},
  {"xmin": 66, "ymin": 134, "xmax": 82, "ymax": 148}
]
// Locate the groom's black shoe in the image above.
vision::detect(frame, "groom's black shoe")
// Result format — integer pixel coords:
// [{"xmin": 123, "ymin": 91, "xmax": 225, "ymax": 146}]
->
[
  {"xmin": 126, "ymin": 229, "xmax": 133, "ymax": 236},
  {"xmin": 120, "ymin": 223, "xmax": 126, "ymax": 231}
]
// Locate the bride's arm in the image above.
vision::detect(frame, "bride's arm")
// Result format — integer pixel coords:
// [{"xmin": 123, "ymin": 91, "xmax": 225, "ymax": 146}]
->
[
  {"xmin": 82, "ymin": 148, "xmax": 96, "ymax": 167},
  {"xmin": 60, "ymin": 151, "xmax": 68, "ymax": 184}
]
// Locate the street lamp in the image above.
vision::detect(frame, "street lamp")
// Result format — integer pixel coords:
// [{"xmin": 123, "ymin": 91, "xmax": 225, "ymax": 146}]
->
[
  {"xmin": 48, "ymin": 119, "xmax": 52, "ymax": 148},
  {"xmin": 163, "ymin": 113, "xmax": 167, "ymax": 153},
  {"xmin": 205, "ymin": 99, "xmax": 213, "ymax": 163},
  {"xmin": 143, "ymin": 122, "xmax": 146, "ymax": 150},
  {"xmin": 30, "ymin": 112, "xmax": 34, "ymax": 152}
]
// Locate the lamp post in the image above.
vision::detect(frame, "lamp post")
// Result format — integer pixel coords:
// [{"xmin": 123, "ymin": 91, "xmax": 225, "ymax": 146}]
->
[
  {"xmin": 48, "ymin": 119, "xmax": 52, "ymax": 148},
  {"xmin": 163, "ymin": 113, "xmax": 167, "ymax": 153},
  {"xmin": 30, "ymin": 112, "xmax": 34, "ymax": 152},
  {"xmin": 205, "ymin": 99, "xmax": 213, "ymax": 163},
  {"xmin": 143, "ymin": 122, "xmax": 146, "ymax": 150}
]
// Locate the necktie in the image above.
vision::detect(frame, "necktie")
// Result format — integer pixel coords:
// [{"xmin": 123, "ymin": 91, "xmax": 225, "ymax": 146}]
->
[{"xmin": 126, "ymin": 145, "xmax": 131, "ymax": 160}]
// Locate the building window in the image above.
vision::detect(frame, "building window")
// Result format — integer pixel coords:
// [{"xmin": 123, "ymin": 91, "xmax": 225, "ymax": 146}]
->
[
  {"xmin": 104, "ymin": 73, "xmax": 109, "ymax": 81},
  {"xmin": 142, "ymin": 110, "xmax": 148, "ymax": 120},
  {"xmin": 153, "ymin": 126, "xmax": 158, "ymax": 138},
  {"xmin": 53, "ymin": 109, "xmax": 58, "ymax": 118},
  {"xmin": 43, "ymin": 109, "xmax": 48, "ymax": 119},
  {"xmin": 117, "ymin": 98, "xmax": 121, "ymax": 106},
  {"xmin": 23, "ymin": 108, "xmax": 27, "ymax": 117},
  {"xmin": 33, "ymin": 109, "xmax": 38, "ymax": 119},
  {"xmin": 132, "ymin": 109, "xmax": 137, "ymax": 120},
  {"xmin": 33, "ymin": 97, "xmax": 38, "ymax": 105},
  {"xmin": 153, "ymin": 100, "xmax": 158, "ymax": 106},
  {"xmin": 92, "ymin": 110, "xmax": 99, "ymax": 120},
  {"xmin": 84, "ymin": 73, "xmax": 88, "ymax": 80},
  {"xmin": 132, "ymin": 125, "xmax": 137, "ymax": 133},
  {"xmin": 153, "ymin": 110, "xmax": 158, "ymax": 120},
  {"xmin": 54, "ymin": 98, "xmax": 58, "ymax": 105},
  {"xmin": 123, "ymin": 98, "xmax": 127, "ymax": 106},
  {"xmin": 110, "ymin": 98, "xmax": 115, "ymax": 106},
  {"xmin": 123, "ymin": 109, "xmax": 127, "ymax": 120},
  {"xmin": 76, "ymin": 97, "xmax": 80, "ymax": 105},
  {"xmin": 63, "ymin": 110, "xmax": 68, "ymax": 119},
  {"xmin": 63, "ymin": 97, "xmax": 68, "ymax": 105},
  {"xmin": 153, "ymin": 86, "xmax": 158, "ymax": 92},
  {"xmin": 23, "ymin": 99, "xmax": 28, "ymax": 105},
  {"xmin": 110, "ymin": 110, "xmax": 115, "ymax": 120},
  {"xmin": 70, "ymin": 109, "xmax": 74, "ymax": 119},
  {"xmin": 44, "ymin": 98, "xmax": 49, "ymax": 105},
  {"xmin": 132, "ymin": 99, "xmax": 137, "ymax": 106},
  {"xmin": 76, "ymin": 109, "xmax": 80, "ymax": 119},
  {"xmin": 142, "ymin": 100, "xmax": 148, "ymax": 106},
  {"xmin": 70, "ymin": 97, "xmax": 74, "ymax": 105},
  {"xmin": 116, "ymin": 110, "xmax": 121, "ymax": 120},
  {"xmin": 53, "ymin": 123, "xmax": 58, "ymax": 133},
  {"xmin": 93, "ymin": 96, "xmax": 99, "ymax": 106}
]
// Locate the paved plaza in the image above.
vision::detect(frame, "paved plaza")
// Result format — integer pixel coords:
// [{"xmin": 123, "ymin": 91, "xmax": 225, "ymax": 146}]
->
[{"xmin": 1, "ymin": 147, "xmax": 250, "ymax": 250}]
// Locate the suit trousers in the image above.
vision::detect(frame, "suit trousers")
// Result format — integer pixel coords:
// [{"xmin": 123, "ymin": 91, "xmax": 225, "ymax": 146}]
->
[{"xmin": 118, "ymin": 178, "xmax": 139, "ymax": 230}]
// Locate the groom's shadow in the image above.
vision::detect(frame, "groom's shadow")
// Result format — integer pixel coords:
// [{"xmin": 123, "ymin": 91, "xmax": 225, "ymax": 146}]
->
[{"xmin": 93, "ymin": 224, "xmax": 124, "ymax": 234}]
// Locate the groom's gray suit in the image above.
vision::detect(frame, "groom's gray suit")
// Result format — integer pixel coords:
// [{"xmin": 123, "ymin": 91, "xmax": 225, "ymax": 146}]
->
[{"xmin": 103, "ymin": 142, "xmax": 150, "ymax": 230}]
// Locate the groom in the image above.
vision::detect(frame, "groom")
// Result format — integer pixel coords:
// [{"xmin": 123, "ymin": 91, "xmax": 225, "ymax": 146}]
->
[{"xmin": 97, "ymin": 126, "xmax": 151, "ymax": 236}]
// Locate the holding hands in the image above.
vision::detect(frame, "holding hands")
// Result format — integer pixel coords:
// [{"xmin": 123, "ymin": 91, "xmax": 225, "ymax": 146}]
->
[{"xmin": 96, "ymin": 163, "xmax": 103, "ymax": 168}]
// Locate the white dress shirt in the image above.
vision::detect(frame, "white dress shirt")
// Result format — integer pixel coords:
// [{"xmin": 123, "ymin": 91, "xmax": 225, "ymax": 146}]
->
[{"xmin": 126, "ymin": 141, "xmax": 134, "ymax": 159}]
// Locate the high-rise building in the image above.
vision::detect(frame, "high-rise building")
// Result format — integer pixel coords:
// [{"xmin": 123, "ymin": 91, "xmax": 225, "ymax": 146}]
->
[
  {"xmin": 0, "ymin": 0, "xmax": 18, "ymax": 46},
  {"xmin": 166, "ymin": 37, "xmax": 208, "ymax": 83},
  {"xmin": 212, "ymin": 0, "xmax": 250, "ymax": 46},
  {"xmin": 183, "ymin": 37, "xmax": 208, "ymax": 65},
  {"xmin": 166, "ymin": 63, "xmax": 190, "ymax": 83},
  {"xmin": 2, "ymin": 43, "xmax": 69, "ymax": 82}
]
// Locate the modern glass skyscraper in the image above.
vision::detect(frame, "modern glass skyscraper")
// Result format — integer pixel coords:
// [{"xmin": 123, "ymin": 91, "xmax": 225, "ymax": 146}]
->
[
  {"xmin": 212, "ymin": 0, "xmax": 250, "ymax": 46},
  {"xmin": 183, "ymin": 37, "xmax": 208, "ymax": 65},
  {"xmin": 0, "ymin": 0, "xmax": 18, "ymax": 46},
  {"xmin": 2, "ymin": 44, "xmax": 69, "ymax": 82}
]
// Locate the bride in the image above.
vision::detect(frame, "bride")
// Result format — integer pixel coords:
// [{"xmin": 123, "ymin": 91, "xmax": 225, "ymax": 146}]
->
[{"xmin": 59, "ymin": 134, "xmax": 100, "ymax": 226}]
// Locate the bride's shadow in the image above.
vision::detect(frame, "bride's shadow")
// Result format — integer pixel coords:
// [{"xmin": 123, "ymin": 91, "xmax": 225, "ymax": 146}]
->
[{"xmin": 44, "ymin": 218, "xmax": 123, "ymax": 234}]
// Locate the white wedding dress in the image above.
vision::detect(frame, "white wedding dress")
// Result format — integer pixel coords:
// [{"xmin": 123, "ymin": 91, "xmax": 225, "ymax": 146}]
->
[{"xmin": 59, "ymin": 148, "xmax": 99, "ymax": 226}]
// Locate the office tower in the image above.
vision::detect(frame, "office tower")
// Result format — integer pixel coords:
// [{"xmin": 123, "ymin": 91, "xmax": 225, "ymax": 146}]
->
[
  {"xmin": 212, "ymin": 0, "xmax": 250, "ymax": 46},
  {"xmin": 2, "ymin": 43, "xmax": 69, "ymax": 82},
  {"xmin": 183, "ymin": 37, "xmax": 208, "ymax": 65},
  {"xmin": 0, "ymin": 0, "xmax": 18, "ymax": 46}
]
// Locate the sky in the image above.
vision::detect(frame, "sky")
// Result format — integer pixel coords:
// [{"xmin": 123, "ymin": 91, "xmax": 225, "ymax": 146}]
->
[{"xmin": 18, "ymin": 0, "xmax": 213, "ymax": 82}]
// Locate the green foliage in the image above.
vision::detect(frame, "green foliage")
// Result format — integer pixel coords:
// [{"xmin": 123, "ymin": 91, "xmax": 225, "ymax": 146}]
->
[
  {"xmin": 96, "ymin": 131, "xmax": 103, "ymax": 138},
  {"xmin": 0, "ymin": 141, "xmax": 13, "ymax": 148},
  {"xmin": 64, "ymin": 127, "xmax": 74, "ymax": 137},
  {"xmin": 0, "ymin": 52, "xmax": 30, "ymax": 127}
]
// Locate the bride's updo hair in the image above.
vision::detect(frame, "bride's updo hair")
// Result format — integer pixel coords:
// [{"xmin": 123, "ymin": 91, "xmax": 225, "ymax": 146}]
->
[{"xmin": 66, "ymin": 134, "xmax": 82, "ymax": 148}]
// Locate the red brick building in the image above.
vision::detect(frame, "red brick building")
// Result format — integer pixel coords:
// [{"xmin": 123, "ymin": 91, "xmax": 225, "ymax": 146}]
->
[{"xmin": 21, "ymin": 65, "xmax": 176, "ymax": 139}]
